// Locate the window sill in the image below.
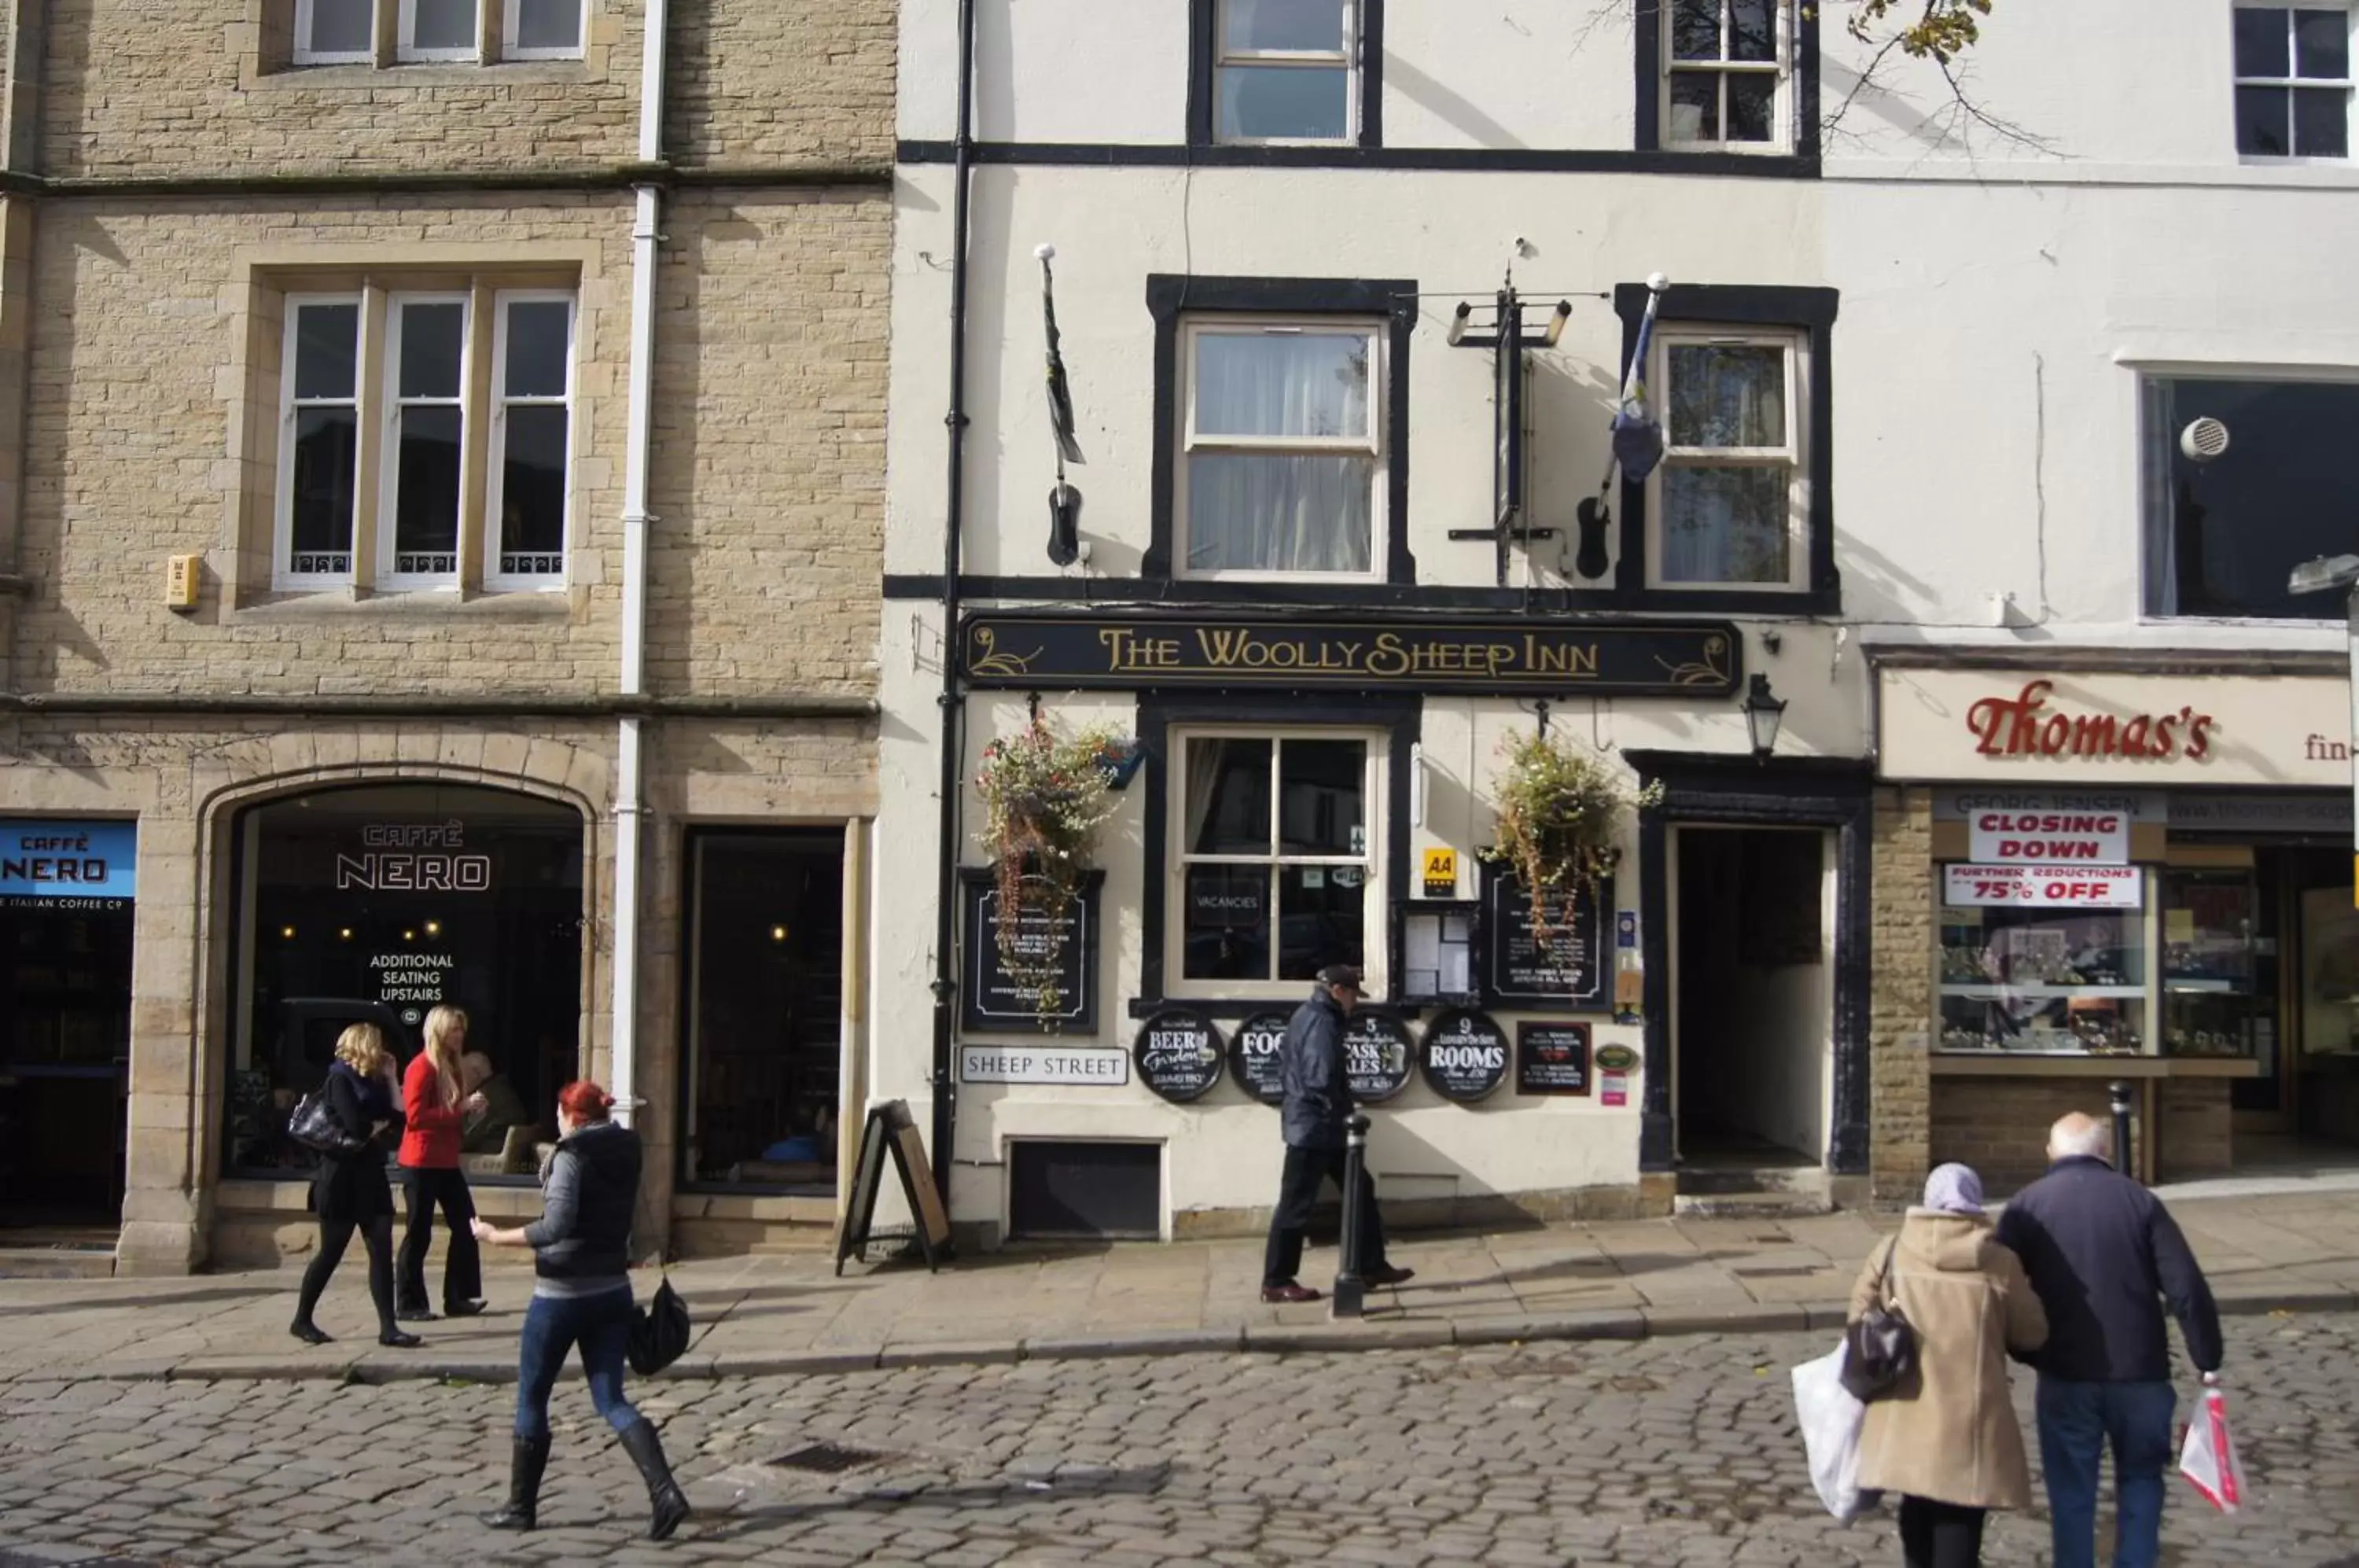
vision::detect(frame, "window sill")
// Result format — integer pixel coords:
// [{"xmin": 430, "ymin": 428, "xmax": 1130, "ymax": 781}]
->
[
  {"xmin": 236, "ymin": 588, "xmax": 575, "ymax": 621},
  {"xmin": 252, "ymin": 60, "xmax": 592, "ymax": 92}
]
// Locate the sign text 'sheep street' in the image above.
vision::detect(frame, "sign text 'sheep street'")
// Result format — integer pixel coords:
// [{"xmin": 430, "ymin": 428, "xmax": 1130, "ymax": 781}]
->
[{"xmin": 959, "ymin": 1045, "xmax": 1128, "ymax": 1086}]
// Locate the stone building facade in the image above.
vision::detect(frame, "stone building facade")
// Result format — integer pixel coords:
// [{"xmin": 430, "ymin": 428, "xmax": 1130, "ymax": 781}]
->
[{"xmin": 0, "ymin": 0, "xmax": 892, "ymax": 1273}]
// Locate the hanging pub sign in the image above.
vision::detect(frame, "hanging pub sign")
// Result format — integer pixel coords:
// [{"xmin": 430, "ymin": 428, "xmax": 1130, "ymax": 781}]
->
[
  {"xmin": 1419, "ymin": 1007, "xmax": 1510, "ymax": 1102},
  {"xmin": 959, "ymin": 869, "xmax": 1102, "ymax": 1033},
  {"xmin": 1135, "ymin": 1007, "xmax": 1225, "ymax": 1103},
  {"xmin": 962, "ymin": 613, "xmax": 1739, "ymax": 698},
  {"xmin": 1343, "ymin": 1008, "xmax": 1414, "ymax": 1103},
  {"xmin": 0, "ymin": 819, "xmax": 137, "ymax": 910},
  {"xmin": 1230, "ymin": 1009, "xmax": 1292, "ymax": 1106},
  {"xmin": 1482, "ymin": 868, "xmax": 1610, "ymax": 1011},
  {"xmin": 1516, "ymin": 1021, "xmax": 1593, "ymax": 1096}
]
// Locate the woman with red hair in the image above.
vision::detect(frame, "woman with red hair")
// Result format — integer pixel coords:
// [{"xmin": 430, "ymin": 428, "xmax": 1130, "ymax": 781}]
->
[{"xmin": 471, "ymin": 1080, "xmax": 689, "ymax": 1540}]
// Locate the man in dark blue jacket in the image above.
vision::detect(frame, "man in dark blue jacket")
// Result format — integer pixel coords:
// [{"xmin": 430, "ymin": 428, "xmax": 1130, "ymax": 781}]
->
[
  {"xmin": 1260, "ymin": 965, "xmax": 1412, "ymax": 1303},
  {"xmin": 1994, "ymin": 1111, "xmax": 2223, "ymax": 1568}
]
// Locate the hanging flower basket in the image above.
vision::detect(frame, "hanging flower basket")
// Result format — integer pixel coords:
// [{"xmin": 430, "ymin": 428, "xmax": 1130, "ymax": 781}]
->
[
  {"xmin": 974, "ymin": 715, "xmax": 1124, "ymax": 1022},
  {"xmin": 1481, "ymin": 730, "xmax": 1661, "ymax": 944}
]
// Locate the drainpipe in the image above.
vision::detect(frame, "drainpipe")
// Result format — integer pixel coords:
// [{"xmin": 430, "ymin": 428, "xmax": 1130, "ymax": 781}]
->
[
  {"xmin": 610, "ymin": 0, "xmax": 669, "ymax": 1125},
  {"xmin": 928, "ymin": 0, "xmax": 978, "ymax": 1205}
]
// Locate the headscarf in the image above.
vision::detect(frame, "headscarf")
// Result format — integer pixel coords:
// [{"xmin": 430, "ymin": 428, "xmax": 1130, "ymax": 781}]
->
[{"xmin": 1923, "ymin": 1161, "xmax": 1985, "ymax": 1216}]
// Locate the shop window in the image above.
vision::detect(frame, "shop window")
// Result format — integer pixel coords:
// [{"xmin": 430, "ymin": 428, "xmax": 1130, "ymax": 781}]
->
[
  {"xmin": 274, "ymin": 282, "xmax": 577, "ymax": 593},
  {"xmin": 1178, "ymin": 319, "xmax": 1383, "ymax": 579},
  {"xmin": 1663, "ymin": 0, "xmax": 1790, "ymax": 152},
  {"xmin": 1205, "ymin": 0, "xmax": 1360, "ymax": 145},
  {"xmin": 1171, "ymin": 730, "xmax": 1378, "ymax": 992},
  {"xmin": 223, "ymin": 784, "xmax": 584, "ymax": 1180},
  {"xmin": 1650, "ymin": 329, "xmax": 1807, "ymax": 590},
  {"xmin": 2163, "ymin": 865, "xmax": 2267, "ymax": 1062},
  {"xmin": 1937, "ymin": 867, "xmax": 2148, "ymax": 1055},
  {"xmin": 681, "ymin": 833, "xmax": 845, "ymax": 1191},
  {"xmin": 2143, "ymin": 374, "xmax": 2359, "ymax": 620},
  {"xmin": 2234, "ymin": 6, "xmax": 2353, "ymax": 158}
]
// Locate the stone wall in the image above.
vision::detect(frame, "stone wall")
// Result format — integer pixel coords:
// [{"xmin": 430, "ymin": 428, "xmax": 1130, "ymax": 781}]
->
[
  {"xmin": 1929, "ymin": 1078, "xmax": 2134, "ymax": 1195},
  {"xmin": 1868, "ymin": 786, "xmax": 1932, "ymax": 1200},
  {"xmin": 2155, "ymin": 1078, "xmax": 2232, "ymax": 1181},
  {"xmin": 666, "ymin": 0, "xmax": 897, "ymax": 168}
]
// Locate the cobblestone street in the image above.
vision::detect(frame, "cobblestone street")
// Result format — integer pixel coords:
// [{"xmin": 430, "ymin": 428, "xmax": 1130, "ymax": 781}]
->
[{"xmin": 1, "ymin": 1312, "xmax": 2353, "ymax": 1567}]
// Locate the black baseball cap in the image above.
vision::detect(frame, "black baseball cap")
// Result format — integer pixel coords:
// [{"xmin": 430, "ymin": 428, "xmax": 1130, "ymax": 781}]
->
[{"xmin": 1316, "ymin": 964, "xmax": 1363, "ymax": 990}]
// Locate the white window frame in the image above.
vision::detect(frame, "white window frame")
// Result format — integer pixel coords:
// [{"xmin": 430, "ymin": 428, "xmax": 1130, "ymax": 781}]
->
[
  {"xmin": 1166, "ymin": 725, "xmax": 1388, "ymax": 1002},
  {"xmin": 1662, "ymin": 0, "xmax": 1792, "ymax": 153},
  {"xmin": 503, "ymin": 0, "xmax": 588, "ymax": 60},
  {"xmin": 293, "ymin": 0, "xmax": 375, "ymax": 66},
  {"xmin": 1213, "ymin": 0, "xmax": 1360, "ymax": 146},
  {"xmin": 274, "ymin": 294, "xmax": 366, "ymax": 591},
  {"xmin": 485, "ymin": 291, "xmax": 577, "ymax": 591},
  {"xmin": 2232, "ymin": 2, "xmax": 2356, "ymax": 161},
  {"xmin": 377, "ymin": 292, "xmax": 473, "ymax": 591},
  {"xmin": 1645, "ymin": 326, "xmax": 1809, "ymax": 593},
  {"xmin": 397, "ymin": 0, "xmax": 481, "ymax": 62},
  {"xmin": 1175, "ymin": 316, "xmax": 1386, "ymax": 583}
]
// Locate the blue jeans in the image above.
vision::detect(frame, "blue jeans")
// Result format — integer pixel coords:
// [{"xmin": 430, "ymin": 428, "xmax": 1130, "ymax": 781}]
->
[
  {"xmin": 514, "ymin": 1286, "xmax": 640, "ymax": 1441},
  {"xmin": 2036, "ymin": 1376, "xmax": 2177, "ymax": 1568}
]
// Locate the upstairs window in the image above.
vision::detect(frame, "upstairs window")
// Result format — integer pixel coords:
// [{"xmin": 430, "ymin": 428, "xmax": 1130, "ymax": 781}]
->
[
  {"xmin": 1180, "ymin": 319, "xmax": 1382, "ymax": 578},
  {"xmin": 506, "ymin": 0, "xmax": 587, "ymax": 58},
  {"xmin": 296, "ymin": 0, "xmax": 375, "ymax": 64},
  {"xmin": 488, "ymin": 295, "xmax": 576, "ymax": 587},
  {"xmin": 1665, "ymin": 0, "xmax": 1789, "ymax": 151},
  {"xmin": 282, "ymin": 299, "xmax": 364, "ymax": 582},
  {"xmin": 399, "ymin": 0, "xmax": 481, "ymax": 61},
  {"xmin": 2144, "ymin": 374, "xmax": 2359, "ymax": 620},
  {"xmin": 2235, "ymin": 6, "xmax": 2353, "ymax": 156},
  {"xmin": 1213, "ymin": 0, "xmax": 1358, "ymax": 144},
  {"xmin": 1650, "ymin": 330, "xmax": 1807, "ymax": 589},
  {"xmin": 288, "ymin": 0, "xmax": 583, "ymax": 67}
]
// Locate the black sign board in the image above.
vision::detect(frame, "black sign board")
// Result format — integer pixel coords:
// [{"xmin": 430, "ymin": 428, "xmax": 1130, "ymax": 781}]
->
[
  {"xmin": 1135, "ymin": 1008, "xmax": 1226, "ymax": 1104},
  {"xmin": 959, "ymin": 869, "xmax": 1101, "ymax": 1033},
  {"xmin": 1496, "ymin": 300, "xmax": 1524, "ymax": 532},
  {"xmin": 1344, "ymin": 1008, "xmax": 1414, "ymax": 1103},
  {"xmin": 963, "ymin": 613, "xmax": 1739, "ymax": 698},
  {"xmin": 834, "ymin": 1099, "xmax": 951, "ymax": 1277},
  {"xmin": 1421, "ymin": 1007, "xmax": 1511, "ymax": 1102},
  {"xmin": 1231, "ymin": 1008, "xmax": 1292, "ymax": 1106},
  {"xmin": 1516, "ymin": 1021, "xmax": 1593, "ymax": 1097},
  {"xmin": 1482, "ymin": 867, "xmax": 1610, "ymax": 1011}
]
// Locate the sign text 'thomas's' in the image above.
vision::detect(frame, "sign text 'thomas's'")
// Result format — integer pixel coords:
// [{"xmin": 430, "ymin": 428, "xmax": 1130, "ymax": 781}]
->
[{"xmin": 1967, "ymin": 680, "xmax": 2216, "ymax": 762}]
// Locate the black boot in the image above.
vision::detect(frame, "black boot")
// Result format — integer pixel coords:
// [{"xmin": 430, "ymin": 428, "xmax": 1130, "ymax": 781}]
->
[
  {"xmin": 482, "ymin": 1434, "xmax": 550, "ymax": 1531},
  {"xmin": 616, "ymin": 1419, "xmax": 690, "ymax": 1541}
]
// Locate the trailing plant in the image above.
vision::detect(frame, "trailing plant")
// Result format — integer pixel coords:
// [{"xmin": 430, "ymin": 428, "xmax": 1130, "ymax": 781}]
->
[
  {"xmin": 973, "ymin": 715, "xmax": 1124, "ymax": 1021},
  {"xmin": 1483, "ymin": 730, "xmax": 1662, "ymax": 942}
]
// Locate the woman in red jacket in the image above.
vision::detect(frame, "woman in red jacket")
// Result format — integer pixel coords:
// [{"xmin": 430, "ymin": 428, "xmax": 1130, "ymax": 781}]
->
[{"xmin": 396, "ymin": 1004, "xmax": 489, "ymax": 1320}]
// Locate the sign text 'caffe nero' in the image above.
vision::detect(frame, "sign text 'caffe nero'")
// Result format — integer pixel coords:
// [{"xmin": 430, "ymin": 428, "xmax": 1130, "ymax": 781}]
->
[{"xmin": 964, "ymin": 614, "xmax": 1739, "ymax": 697}]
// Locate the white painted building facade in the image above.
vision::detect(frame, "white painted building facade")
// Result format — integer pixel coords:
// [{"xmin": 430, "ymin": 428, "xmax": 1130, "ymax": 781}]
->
[{"xmin": 876, "ymin": 0, "xmax": 2359, "ymax": 1245}]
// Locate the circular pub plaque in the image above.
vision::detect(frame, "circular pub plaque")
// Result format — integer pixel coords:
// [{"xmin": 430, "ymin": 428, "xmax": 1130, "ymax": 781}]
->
[
  {"xmin": 1419, "ymin": 1007, "xmax": 1511, "ymax": 1103},
  {"xmin": 1230, "ymin": 1009, "xmax": 1292, "ymax": 1106},
  {"xmin": 1135, "ymin": 1007, "xmax": 1226, "ymax": 1104},
  {"xmin": 1343, "ymin": 1008, "xmax": 1414, "ymax": 1104}
]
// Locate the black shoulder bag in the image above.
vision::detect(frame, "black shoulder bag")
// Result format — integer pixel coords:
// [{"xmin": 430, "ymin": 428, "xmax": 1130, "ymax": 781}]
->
[
  {"xmin": 624, "ymin": 1174, "xmax": 691, "ymax": 1376},
  {"xmin": 1841, "ymin": 1239, "xmax": 1918, "ymax": 1401},
  {"xmin": 287, "ymin": 1089, "xmax": 366, "ymax": 1158}
]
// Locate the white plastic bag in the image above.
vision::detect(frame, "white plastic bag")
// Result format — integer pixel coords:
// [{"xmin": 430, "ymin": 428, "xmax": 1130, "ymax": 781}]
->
[
  {"xmin": 1792, "ymin": 1344, "xmax": 1879, "ymax": 1522},
  {"xmin": 2178, "ymin": 1383, "xmax": 2245, "ymax": 1514}
]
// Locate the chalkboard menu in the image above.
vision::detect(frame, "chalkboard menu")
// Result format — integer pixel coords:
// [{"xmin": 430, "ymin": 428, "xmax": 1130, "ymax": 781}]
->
[
  {"xmin": 1135, "ymin": 1008, "xmax": 1226, "ymax": 1103},
  {"xmin": 1482, "ymin": 868, "xmax": 1609, "ymax": 1011},
  {"xmin": 1230, "ymin": 1009, "xmax": 1292, "ymax": 1106},
  {"xmin": 1344, "ymin": 1009, "xmax": 1414, "ymax": 1103},
  {"xmin": 1420, "ymin": 1008, "xmax": 1511, "ymax": 1102},
  {"xmin": 1516, "ymin": 1021, "xmax": 1592, "ymax": 1096},
  {"xmin": 959, "ymin": 870, "xmax": 1101, "ymax": 1033}
]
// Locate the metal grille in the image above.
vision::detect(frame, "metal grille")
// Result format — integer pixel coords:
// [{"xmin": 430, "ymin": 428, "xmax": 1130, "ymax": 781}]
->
[
  {"xmin": 291, "ymin": 551, "xmax": 351, "ymax": 576},
  {"xmin": 500, "ymin": 552, "xmax": 565, "ymax": 576},
  {"xmin": 395, "ymin": 552, "xmax": 458, "ymax": 575},
  {"xmin": 768, "ymin": 1443, "xmax": 885, "ymax": 1475}
]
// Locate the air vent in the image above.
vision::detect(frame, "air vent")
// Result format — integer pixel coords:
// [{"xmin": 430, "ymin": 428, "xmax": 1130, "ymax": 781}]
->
[
  {"xmin": 768, "ymin": 1443, "xmax": 885, "ymax": 1474},
  {"xmin": 2180, "ymin": 416, "xmax": 2231, "ymax": 463}
]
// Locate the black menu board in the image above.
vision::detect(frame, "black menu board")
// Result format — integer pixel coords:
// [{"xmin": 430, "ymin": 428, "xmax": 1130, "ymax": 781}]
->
[
  {"xmin": 1343, "ymin": 1009, "xmax": 1413, "ymax": 1104},
  {"xmin": 1230, "ymin": 1009, "xmax": 1292, "ymax": 1106},
  {"xmin": 1516, "ymin": 1021, "xmax": 1592, "ymax": 1097},
  {"xmin": 959, "ymin": 870, "xmax": 1100, "ymax": 1032},
  {"xmin": 1482, "ymin": 868, "xmax": 1609, "ymax": 1011},
  {"xmin": 1135, "ymin": 1008, "xmax": 1225, "ymax": 1104},
  {"xmin": 1420, "ymin": 1008, "xmax": 1511, "ymax": 1103}
]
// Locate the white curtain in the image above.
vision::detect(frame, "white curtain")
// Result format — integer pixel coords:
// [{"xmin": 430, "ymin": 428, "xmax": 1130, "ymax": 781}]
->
[{"xmin": 1189, "ymin": 332, "xmax": 1374, "ymax": 573}]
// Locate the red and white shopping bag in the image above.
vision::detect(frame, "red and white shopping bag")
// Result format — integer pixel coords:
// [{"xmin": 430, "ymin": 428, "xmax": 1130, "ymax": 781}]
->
[{"xmin": 2177, "ymin": 1382, "xmax": 2244, "ymax": 1514}]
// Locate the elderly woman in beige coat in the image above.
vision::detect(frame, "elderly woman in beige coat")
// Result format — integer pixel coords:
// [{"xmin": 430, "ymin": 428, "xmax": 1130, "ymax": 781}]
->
[{"xmin": 1849, "ymin": 1163, "xmax": 2048, "ymax": 1568}]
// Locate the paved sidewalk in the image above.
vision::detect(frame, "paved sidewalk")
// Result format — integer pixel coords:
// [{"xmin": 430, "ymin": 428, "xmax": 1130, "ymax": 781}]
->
[{"xmin": 2, "ymin": 1190, "xmax": 2351, "ymax": 1384}]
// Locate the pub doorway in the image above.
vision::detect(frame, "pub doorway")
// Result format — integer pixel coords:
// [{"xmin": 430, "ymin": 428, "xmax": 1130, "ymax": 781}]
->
[
  {"xmin": 1670, "ymin": 825, "xmax": 1835, "ymax": 1176},
  {"xmin": 679, "ymin": 830, "xmax": 846, "ymax": 1193}
]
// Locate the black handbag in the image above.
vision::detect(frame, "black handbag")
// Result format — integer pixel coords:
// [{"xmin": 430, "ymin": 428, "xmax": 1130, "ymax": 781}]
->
[
  {"xmin": 1841, "ymin": 1239, "xmax": 1918, "ymax": 1401},
  {"xmin": 286, "ymin": 1090, "xmax": 366, "ymax": 1158},
  {"xmin": 627, "ymin": 1275, "xmax": 691, "ymax": 1375}
]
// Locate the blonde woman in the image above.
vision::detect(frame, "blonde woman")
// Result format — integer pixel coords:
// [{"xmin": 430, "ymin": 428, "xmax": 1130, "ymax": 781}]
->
[
  {"xmin": 396, "ymin": 1004, "xmax": 489, "ymax": 1321},
  {"xmin": 290, "ymin": 1023, "xmax": 420, "ymax": 1348}
]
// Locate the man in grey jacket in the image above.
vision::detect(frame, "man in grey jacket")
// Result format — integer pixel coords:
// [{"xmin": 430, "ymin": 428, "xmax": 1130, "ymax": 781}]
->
[{"xmin": 1260, "ymin": 965, "xmax": 1413, "ymax": 1303}]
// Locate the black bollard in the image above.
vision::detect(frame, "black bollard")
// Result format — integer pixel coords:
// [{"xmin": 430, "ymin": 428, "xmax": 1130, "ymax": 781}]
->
[
  {"xmin": 1330, "ymin": 1113, "xmax": 1371, "ymax": 1321},
  {"xmin": 2109, "ymin": 1079, "xmax": 2134, "ymax": 1183}
]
